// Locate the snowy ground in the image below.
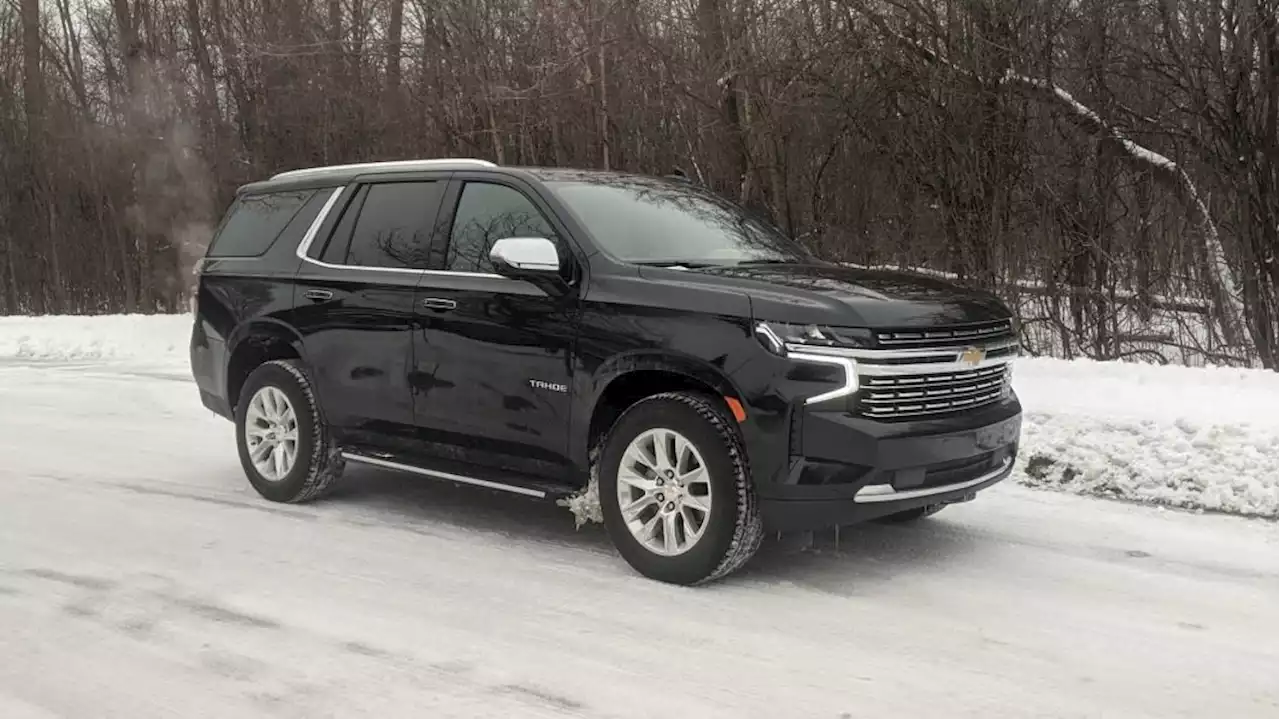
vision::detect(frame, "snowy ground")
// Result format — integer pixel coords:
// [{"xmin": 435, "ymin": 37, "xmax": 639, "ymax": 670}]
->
[{"xmin": 0, "ymin": 349, "xmax": 1276, "ymax": 718}]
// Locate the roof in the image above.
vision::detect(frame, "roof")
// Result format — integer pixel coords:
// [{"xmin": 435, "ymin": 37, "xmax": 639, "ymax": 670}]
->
[
  {"xmin": 237, "ymin": 158, "xmax": 504, "ymax": 195},
  {"xmin": 269, "ymin": 158, "xmax": 497, "ymax": 181},
  {"xmin": 236, "ymin": 158, "xmax": 694, "ymax": 196}
]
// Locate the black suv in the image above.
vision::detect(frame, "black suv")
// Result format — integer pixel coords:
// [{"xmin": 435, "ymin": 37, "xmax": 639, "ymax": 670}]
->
[{"xmin": 190, "ymin": 158, "xmax": 1022, "ymax": 585}]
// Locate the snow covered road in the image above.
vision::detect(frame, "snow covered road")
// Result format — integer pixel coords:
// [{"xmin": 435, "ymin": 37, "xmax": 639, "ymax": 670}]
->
[{"xmin": 0, "ymin": 360, "xmax": 1276, "ymax": 718}]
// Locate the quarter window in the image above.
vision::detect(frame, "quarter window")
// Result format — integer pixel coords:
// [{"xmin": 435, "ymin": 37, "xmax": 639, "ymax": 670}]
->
[{"xmin": 208, "ymin": 189, "xmax": 317, "ymax": 257}]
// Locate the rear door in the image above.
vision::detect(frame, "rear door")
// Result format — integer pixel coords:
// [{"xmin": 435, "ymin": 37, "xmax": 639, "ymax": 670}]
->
[
  {"xmin": 291, "ymin": 175, "xmax": 448, "ymax": 448},
  {"xmin": 408, "ymin": 176, "xmax": 580, "ymax": 480}
]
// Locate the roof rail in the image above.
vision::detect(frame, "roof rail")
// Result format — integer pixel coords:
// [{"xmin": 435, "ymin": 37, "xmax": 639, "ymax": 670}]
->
[{"xmin": 270, "ymin": 158, "xmax": 498, "ymax": 181}]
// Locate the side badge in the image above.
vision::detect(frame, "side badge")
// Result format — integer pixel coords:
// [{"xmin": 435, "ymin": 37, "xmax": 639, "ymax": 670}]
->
[{"xmin": 529, "ymin": 379, "xmax": 568, "ymax": 393}]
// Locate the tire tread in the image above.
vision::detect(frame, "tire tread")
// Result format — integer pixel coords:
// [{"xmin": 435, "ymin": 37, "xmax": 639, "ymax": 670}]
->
[{"xmin": 247, "ymin": 359, "xmax": 344, "ymax": 503}]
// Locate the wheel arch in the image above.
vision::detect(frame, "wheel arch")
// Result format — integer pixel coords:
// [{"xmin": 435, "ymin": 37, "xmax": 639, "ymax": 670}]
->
[
  {"xmin": 224, "ymin": 319, "xmax": 309, "ymax": 412},
  {"xmin": 578, "ymin": 352, "xmax": 746, "ymax": 469}
]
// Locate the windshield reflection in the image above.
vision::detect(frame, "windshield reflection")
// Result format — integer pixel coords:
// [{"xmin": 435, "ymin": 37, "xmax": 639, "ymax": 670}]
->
[{"xmin": 542, "ymin": 173, "xmax": 812, "ymax": 266}]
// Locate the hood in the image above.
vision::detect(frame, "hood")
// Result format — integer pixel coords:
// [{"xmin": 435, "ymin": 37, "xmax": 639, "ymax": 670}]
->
[{"xmin": 681, "ymin": 262, "xmax": 1011, "ymax": 328}]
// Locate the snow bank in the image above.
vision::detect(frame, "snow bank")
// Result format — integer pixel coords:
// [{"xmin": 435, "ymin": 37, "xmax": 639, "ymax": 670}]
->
[
  {"xmin": 0, "ymin": 314, "xmax": 192, "ymax": 364},
  {"xmin": 1012, "ymin": 357, "xmax": 1277, "ymax": 518},
  {"xmin": 0, "ymin": 314, "xmax": 1275, "ymax": 518}
]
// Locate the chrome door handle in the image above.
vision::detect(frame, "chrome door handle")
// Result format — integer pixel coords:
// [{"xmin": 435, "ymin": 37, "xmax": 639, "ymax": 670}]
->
[
  {"xmin": 304, "ymin": 289, "xmax": 333, "ymax": 301},
  {"xmin": 420, "ymin": 298, "xmax": 457, "ymax": 311}
]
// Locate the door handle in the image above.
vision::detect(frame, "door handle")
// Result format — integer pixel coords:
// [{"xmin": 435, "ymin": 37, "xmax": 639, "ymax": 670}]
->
[
  {"xmin": 303, "ymin": 289, "xmax": 333, "ymax": 302},
  {"xmin": 420, "ymin": 298, "xmax": 457, "ymax": 312}
]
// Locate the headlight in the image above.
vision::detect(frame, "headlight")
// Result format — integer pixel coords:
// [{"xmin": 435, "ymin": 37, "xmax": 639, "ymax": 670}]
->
[
  {"xmin": 754, "ymin": 321, "xmax": 862, "ymax": 405},
  {"xmin": 753, "ymin": 321, "xmax": 874, "ymax": 354}
]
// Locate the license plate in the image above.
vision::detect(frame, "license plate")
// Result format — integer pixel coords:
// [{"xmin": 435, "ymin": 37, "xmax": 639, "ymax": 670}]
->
[{"xmin": 975, "ymin": 416, "xmax": 1020, "ymax": 450}]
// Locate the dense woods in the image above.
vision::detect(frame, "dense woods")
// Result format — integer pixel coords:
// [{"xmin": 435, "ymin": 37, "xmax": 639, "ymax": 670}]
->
[{"xmin": 0, "ymin": 0, "xmax": 1275, "ymax": 367}]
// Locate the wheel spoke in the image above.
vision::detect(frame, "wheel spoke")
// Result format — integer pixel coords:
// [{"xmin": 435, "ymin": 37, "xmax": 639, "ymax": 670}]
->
[
  {"xmin": 620, "ymin": 494, "xmax": 656, "ymax": 521},
  {"xmin": 270, "ymin": 389, "xmax": 287, "ymax": 420},
  {"xmin": 271, "ymin": 444, "xmax": 286, "ymax": 477},
  {"xmin": 674, "ymin": 435, "xmax": 696, "ymax": 475},
  {"xmin": 247, "ymin": 395, "xmax": 265, "ymax": 425},
  {"xmin": 633, "ymin": 513, "xmax": 661, "ymax": 543},
  {"xmin": 652, "ymin": 430, "xmax": 676, "ymax": 471},
  {"xmin": 617, "ymin": 466, "xmax": 656, "ymax": 493},
  {"xmin": 679, "ymin": 465, "xmax": 707, "ymax": 486},
  {"xmin": 281, "ymin": 440, "xmax": 297, "ymax": 469},
  {"xmin": 624, "ymin": 444, "xmax": 657, "ymax": 476},
  {"xmin": 661, "ymin": 512, "xmax": 679, "ymax": 553},
  {"xmin": 680, "ymin": 506, "xmax": 703, "ymax": 536},
  {"xmin": 250, "ymin": 440, "xmax": 273, "ymax": 463},
  {"xmin": 683, "ymin": 491, "xmax": 711, "ymax": 514}
]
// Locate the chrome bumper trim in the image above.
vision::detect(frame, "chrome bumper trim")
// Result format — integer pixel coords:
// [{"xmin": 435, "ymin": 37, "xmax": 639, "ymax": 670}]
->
[{"xmin": 854, "ymin": 456, "xmax": 1013, "ymax": 503}]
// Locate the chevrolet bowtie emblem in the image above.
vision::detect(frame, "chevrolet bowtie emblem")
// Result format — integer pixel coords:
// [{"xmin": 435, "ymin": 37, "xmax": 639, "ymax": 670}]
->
[{"xmin": 959, "ymin": 346, "xmax": 985, "ymax": 367}]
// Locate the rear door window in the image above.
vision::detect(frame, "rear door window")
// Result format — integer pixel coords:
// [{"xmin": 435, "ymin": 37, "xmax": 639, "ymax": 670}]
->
[
  {"xmin": 328, "ymin": 181, "xmax": 443, "ymax": 270},
  {"xmin": 207, "ymin": 189, "xmax": 317, "ymax": 257}
]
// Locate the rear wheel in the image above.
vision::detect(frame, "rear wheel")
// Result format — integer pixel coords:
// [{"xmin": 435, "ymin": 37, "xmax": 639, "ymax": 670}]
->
[
  {"xmin": 235, "ymin": 359, "xmax": 344, "ymax": 503},
  {"xmin": 599, "ymin": 392, "xmax": 763, "ymax": 585}
]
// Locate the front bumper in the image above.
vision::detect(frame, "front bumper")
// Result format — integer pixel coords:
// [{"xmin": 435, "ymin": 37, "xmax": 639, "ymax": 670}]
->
[{"xmin": 758, "ymin": 397, "xmax": 1022, "ymax": 530}]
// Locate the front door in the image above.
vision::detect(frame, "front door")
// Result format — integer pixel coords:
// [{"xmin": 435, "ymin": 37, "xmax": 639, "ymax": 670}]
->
[
  {"xmin": 292, "ymin": 177, "xmax": 447, "ymax": 449},
  {"xmin": 409, "ymin": 178, "xmax": 578, "ymax": 480}
]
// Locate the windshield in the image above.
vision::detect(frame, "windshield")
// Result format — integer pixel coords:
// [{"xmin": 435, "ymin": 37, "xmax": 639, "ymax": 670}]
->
[{"xmin": 544, "ymin": 177, "xmax": 811, "ymax": 266}]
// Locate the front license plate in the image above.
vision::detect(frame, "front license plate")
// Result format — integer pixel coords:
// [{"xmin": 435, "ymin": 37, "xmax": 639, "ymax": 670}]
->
[{"xmin": 975, "ymin": 416, "xmax": 1021, "ymax": 450}]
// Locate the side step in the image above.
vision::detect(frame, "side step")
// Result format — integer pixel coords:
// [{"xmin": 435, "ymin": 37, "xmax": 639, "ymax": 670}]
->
[{"xmin": 340, "ymin": 452, "xmax": 577, "ymax": 500}]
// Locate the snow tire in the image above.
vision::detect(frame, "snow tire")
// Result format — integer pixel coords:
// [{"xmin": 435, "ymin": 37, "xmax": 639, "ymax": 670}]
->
[
  {"xmin": 599, "ymin": 391, "xmax": 764, "ymax": 585},
  {"xmin": 235, "ymin": 359, "xmax": 344, "ymax": 503}
]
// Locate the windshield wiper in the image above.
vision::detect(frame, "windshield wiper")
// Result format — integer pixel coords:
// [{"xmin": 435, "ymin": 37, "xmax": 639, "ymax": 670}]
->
[
  {"xmin": 732, "ymin": 258, "xmax": 800, "ymax": 266},
  {"xmin": 631, "ymin": 260, "xmax": 718, "ymax": 269}
]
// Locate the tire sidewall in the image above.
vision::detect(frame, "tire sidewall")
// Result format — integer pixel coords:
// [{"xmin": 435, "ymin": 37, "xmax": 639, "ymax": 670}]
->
[
  {"xmin": 235, "ymin": 361, "xmax": 320, "ymax": 502},
  {"xmin": 599, "ymin": 394, "xmax": 748, "ymax": 585}
]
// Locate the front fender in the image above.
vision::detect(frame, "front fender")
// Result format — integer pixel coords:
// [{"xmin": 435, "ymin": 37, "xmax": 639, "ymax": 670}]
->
[{"xmin": 586, "ymin": 350, "xmax": 744, "ymax": 408}]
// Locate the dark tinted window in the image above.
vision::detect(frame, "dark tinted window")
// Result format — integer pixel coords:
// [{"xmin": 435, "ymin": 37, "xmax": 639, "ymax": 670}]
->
[
  {"xmin": 318, "ymin": 186, "xmax": 367, "ymax": 264},
  {"xmin": 344, "ymin": 182, "xmax": 441, "ymax": 269},
  {"xmin": 445, "ymin": 183, "xmax": 556, "ymax": 273},
  {"xmin": 207, "ymin": 190, "xmax": 316, "ymax": 257},
  {"xmin": 545, "ymin": 178, "xmax": 809, "ymax": 266}
]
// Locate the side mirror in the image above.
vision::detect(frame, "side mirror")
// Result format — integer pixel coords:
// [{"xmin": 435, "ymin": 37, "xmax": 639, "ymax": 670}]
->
[{"xmin": 489, "ymin": 237, "xmax": 561, "ymax": 277}]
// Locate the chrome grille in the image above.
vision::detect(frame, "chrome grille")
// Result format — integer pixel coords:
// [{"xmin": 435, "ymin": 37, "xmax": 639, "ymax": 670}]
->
[
  {"xmin": 876, "ymin": 319, "xmax": 1014, "ymax": 347},
  {"xmin": 858, "ymin": 364, "xmax": 1010, "ymax": 420}
]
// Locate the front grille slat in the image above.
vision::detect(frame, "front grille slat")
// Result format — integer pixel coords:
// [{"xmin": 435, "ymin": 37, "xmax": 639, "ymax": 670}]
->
[
  {"xmin": 858, "ymin": 320, "xmax": 1015, "ymax": 420},
  {"xmin": 876, "ymin": 319, "xmax": 1014, "ymax": 347},
  {"xmin": 860, "ymin": 377, "xmax": 1006, "ymax": 404}
]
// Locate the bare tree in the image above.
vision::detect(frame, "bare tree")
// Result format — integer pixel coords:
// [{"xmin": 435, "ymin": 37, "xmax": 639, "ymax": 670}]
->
[{"xmin": 0, "ymin": 0, "xmax": 1273, "ymax": 368}]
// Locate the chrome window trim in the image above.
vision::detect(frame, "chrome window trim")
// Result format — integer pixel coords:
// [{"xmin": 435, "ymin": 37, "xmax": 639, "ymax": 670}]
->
[{"xmin": 293, "ymin": 186, "xmax": 506, "ymax": 280}]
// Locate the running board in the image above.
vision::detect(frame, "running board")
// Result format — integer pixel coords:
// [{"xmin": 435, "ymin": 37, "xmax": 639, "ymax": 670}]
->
[{"xmin": 340, "ymin": 452, "xmax": 548, "ymax": 498}]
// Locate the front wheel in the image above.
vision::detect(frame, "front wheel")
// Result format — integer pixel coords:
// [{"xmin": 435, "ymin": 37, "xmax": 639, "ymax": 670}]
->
[
  {"xmin": 598, "ymin": 392, "xmax": 763, "ymax": 585},
  {"xmin": 235, "ymin": 359, "xmax": 344, "ymax": 503}
]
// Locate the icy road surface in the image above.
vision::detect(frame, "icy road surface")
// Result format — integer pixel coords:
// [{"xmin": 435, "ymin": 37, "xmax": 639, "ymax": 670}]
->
[{"xmin": 0, "ymin": 361, "xmax": 1275, "ymax": 719}]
